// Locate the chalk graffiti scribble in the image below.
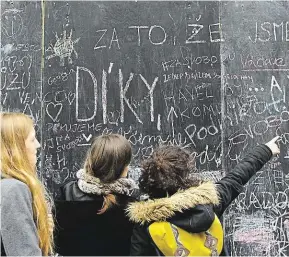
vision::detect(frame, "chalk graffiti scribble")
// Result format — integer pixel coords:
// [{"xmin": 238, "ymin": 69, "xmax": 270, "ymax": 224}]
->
[{"xmin": 46, "ymin": 29, "xmax": 80, "ymax": 66}]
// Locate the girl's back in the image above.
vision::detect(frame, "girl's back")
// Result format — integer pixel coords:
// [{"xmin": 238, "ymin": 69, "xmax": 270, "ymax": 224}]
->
[
  {"xmin": 55, "ymin": 180, "xmax": 135, "ymax": 256},
  {"xmin": 54, "ymin": 134, "xmax": 139, "ymax": 256}
]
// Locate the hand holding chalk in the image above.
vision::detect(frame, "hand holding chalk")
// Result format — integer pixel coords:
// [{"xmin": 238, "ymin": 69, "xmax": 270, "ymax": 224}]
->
[{"xmin": 265, "ymin": 136, "xmax": 280, "ymax": 156}]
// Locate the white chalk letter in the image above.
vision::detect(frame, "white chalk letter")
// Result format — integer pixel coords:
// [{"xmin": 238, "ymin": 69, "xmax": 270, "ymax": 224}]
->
[
  {"xmin": 139, "ymin": 74, "xmax": 158, "ymax": 121},
  {"xmin": 148, "ymin": 25, "xmax": 167, "ymax": 45},
  {"xmin": 209, "ymin": 23, "xmax": 224, "ymax": 43},
  {"xmin": 119, "ymin": 69, "xmax": 142, "ymax": 123},
  {"xmin": 186, "ymin": 24, "xmax": 205, "ymax": 44},
  {"xmin": 128, "ymin": 26, "xmax": 149, "ymax": 46},
  {"xmin": 76, "ymin": 66, "xmax": 98, "ymax": 122}
]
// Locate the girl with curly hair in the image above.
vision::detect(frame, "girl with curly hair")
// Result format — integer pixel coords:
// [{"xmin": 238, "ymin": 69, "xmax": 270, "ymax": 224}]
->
[{"xmin": 127, "ymin": 137, "xmax": 280, "ymax": 256}]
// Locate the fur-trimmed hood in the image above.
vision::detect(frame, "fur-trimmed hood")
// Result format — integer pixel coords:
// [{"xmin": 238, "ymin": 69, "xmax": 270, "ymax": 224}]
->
[{"xmin": 126, "ymin": 182, "xmax": 219, "ymax": 224}]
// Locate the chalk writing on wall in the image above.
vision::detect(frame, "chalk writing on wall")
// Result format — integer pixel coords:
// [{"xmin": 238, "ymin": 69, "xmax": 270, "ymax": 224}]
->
[{"xmin": 1, "ymin": 1, "xmax": 288, "ymax": 256}]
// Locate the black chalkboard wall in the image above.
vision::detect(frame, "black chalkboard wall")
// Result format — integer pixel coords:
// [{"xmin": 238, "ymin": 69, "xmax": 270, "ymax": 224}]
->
[{"xmin": 1, "ymin": 1, "xmax": 289, "ymax": 255}]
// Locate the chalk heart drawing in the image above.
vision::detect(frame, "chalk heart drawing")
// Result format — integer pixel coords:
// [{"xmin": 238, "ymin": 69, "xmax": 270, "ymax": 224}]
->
[
  {"xmin": 67, "ymin": 92, "xmax": 76, "ymax": 105},
  {"xmin": 46, "ymin": 29, "xmax": 80, "ymax": 66},
  {"xmin": 46, "ymin": 102, "xmax": 63, "ymax": 122}
]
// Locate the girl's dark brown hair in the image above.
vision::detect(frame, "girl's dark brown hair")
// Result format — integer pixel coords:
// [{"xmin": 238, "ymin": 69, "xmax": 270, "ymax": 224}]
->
[
  {"xmin": 84, "ymin": 134, "xmax": 132, "ymax": 213},
  {"xmin": 139, "ymin": 145, "xmax": 201, "ymax": 198}
]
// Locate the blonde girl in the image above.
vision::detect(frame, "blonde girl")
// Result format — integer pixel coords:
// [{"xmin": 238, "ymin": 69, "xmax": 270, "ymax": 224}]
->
[{"xmin": 1, "ymin": 112, "xmax": 54, "ymax": 256}]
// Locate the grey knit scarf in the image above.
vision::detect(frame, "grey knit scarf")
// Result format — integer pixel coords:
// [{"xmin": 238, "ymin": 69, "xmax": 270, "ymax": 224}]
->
[{"xmin": 76, "ymin": 169, "xmax": 139, "ymax": 196}]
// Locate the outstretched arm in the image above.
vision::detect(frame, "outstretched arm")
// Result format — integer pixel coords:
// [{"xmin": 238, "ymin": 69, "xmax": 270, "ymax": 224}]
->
[{"xmin": 214, "ymin": 137, "xmax": 280, "ymax": 216}]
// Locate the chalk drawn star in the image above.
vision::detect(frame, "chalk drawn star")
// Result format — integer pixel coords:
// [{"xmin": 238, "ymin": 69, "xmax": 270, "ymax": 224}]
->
[{"xmin": 46, "ymin": 29, "xmax": 80, "ymax": 66}]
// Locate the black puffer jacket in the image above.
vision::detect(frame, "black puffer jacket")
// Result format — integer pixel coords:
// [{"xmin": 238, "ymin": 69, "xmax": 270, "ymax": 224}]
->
[
  {"xmin": 54, "ymin": 181, "xmax": 139, "ymax": 256},
  {"xmin": 126, "ymin": 144, "xmax": 272, "ymax": 256}
]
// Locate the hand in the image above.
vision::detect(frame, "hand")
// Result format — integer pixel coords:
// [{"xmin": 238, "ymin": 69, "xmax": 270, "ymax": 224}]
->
[{"xmin": 265, "ymin": 136, "xmax": 280, "ymax": 155}]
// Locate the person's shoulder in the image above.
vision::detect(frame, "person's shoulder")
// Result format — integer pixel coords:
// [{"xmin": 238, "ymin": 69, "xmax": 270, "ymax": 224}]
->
[
  {"xmin": 62, "ymin": 179, "xmax": 77, "ymax": 189},
  {"xmin": 1, "ymin": 178, "xmax": 32, "ymax": 204},
  {"xmin": 60, "ymin": 180, "xmax": 98, "ymax": 201},
  {"xmin": 59, "ymin": 179, "xmax": 77, "ymax": 199},
  {"xmin": 1, "ymin": 178, "xmax": 30, "ymax": 193}
]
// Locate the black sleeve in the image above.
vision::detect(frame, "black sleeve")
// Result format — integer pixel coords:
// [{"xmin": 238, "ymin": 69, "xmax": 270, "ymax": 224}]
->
[
  {"xmin": 130, "ymin": 224, "xmax": 156, "ymax": 256},
  {"xmin": 214, "ymin": 144, "xmax": 272, "ymax": 216}
]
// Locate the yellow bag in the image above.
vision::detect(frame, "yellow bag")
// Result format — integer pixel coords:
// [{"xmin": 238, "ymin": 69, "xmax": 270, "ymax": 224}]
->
[{"xmin": 148, "ymin": 215, "xmax": 223, "ymax": 256}]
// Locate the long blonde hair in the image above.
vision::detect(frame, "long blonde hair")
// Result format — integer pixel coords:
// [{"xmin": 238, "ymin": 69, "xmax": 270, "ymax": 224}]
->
[{"xmin": 0, "ymin": 112, "xmax": 54, "ymax": 255}]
